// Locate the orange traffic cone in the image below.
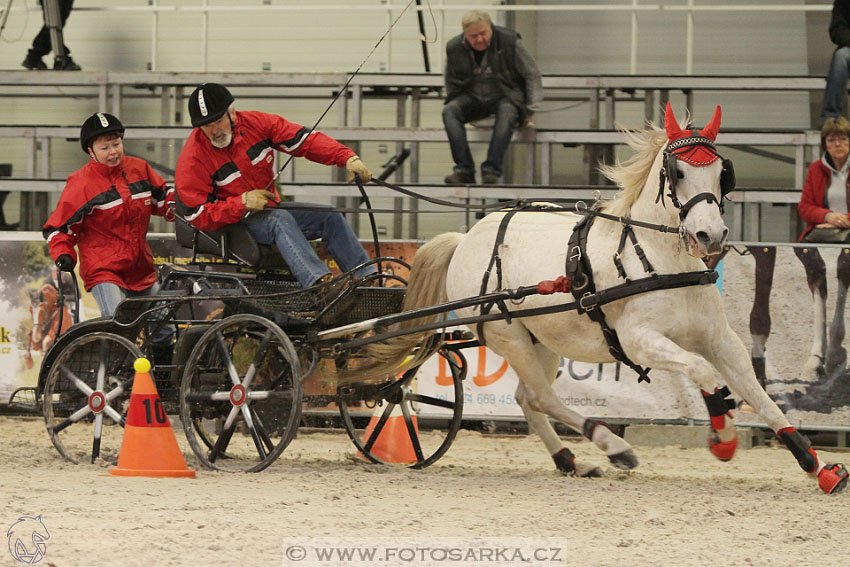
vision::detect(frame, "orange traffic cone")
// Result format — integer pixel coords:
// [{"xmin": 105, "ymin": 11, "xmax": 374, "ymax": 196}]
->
[
  {"xmin": 359, "ymin": 404, "xmax": 419, "ymax": 464},
  {"xmin": 110, "ymin": 358, "xmax": 195, "ymax": 478}
]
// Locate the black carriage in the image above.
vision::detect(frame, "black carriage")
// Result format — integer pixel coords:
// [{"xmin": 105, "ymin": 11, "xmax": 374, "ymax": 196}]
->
[{"xmin": 15, "ymin": 217, "xmax": 469, "ymax": 473}]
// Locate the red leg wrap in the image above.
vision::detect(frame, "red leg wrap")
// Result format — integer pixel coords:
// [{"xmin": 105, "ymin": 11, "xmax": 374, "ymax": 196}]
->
[
  {"xmin": 817, "ymin": 463, "xmax": 849, "ymax": 495},
  {"xmin": 708, "ymin": 434, "xmax": 738, "ymax": 461},
  {"xmin": 709, "ymin": 414, "xmax": 726, "ymax": 431}
]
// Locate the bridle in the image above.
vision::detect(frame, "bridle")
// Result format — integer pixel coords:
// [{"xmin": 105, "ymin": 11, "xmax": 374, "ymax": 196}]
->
[{"xmin": 657, "ymin": 135, "xmax": 736, "ymax": 221}]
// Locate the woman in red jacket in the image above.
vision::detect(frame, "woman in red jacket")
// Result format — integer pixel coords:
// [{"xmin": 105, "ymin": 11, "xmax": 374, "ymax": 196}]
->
[
  {"xmin": 798, "ymin": 116, "xmax": 850, "ymax": 240},
  {"xmin": 43, "ymin": 112, "xmax": 175, "ymax": 320}
]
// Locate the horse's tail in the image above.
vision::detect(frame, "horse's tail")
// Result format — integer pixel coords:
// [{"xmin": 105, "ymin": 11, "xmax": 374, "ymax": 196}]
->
[{"xmin": 341, "ymin": 232, "xmax": 464, "ymax": 384}]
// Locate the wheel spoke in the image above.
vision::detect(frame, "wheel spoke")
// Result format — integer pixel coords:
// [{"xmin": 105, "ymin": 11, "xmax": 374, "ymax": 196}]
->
[
  {"xmin": 240, "ymin": 405, "xmax": 267, "ymax": 460},
  {"xmin": 185, "ymin": 391, "xmax": 231, "ymax": 403},
  {"xmin": 243, "ymin": 330, "xmax": 273, "ymax": 390},
  {"xmin": 91, "ymin": 412, "xmax": 104, "ymax": 463},
  {"xmin": 209, "ymin": 419, "xmax": 237, "ymax": 464},
  {"xmin": 95, "ymin": 339, "xmax": 108, "ymax": 391},
  {"xmin": 215, "ymin": 331, "xmax": 242, "ymax": 386},
  {"xmin": 400, "ymin": 400, "xmax": 424, "ymax": 463},
  {"xmin": 363, "ymin": 403, "xmax": 394, "ymax": 453},
  {"xmin": 103, "ymin": 404, "xmax": 125, "ymax": 426},
  {"xmin": 105, "ymin": 376, "xmax": 133, "ymax": 401},
  {"xmin": 60, "ymin": 364, "xmax": 94, "ymax": 397},
  {"xmin": 405, "ymin": 392, "xmax": 455, "ymax": 410},
  {"xmin": 246, "ymin": 389, "xmax": 295, "ymax": 401},
  {"xmin": 51, "ymin": 404, "xmax": 92, "ymax": 434},
  {"xmin": 249, "ymin": 407, "xmax": 275, "ymax": 453}
]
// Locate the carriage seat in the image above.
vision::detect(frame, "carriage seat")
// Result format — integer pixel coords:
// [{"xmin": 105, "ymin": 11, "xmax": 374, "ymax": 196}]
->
[{"xmin": 175, "ymin": 216, "xmax": 287, "ymax": 269}]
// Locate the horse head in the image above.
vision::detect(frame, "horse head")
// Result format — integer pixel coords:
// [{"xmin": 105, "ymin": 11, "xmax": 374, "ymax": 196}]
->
[{"xmin": 660, "ymin": 102, "xmax": 733, "ymax": 257}]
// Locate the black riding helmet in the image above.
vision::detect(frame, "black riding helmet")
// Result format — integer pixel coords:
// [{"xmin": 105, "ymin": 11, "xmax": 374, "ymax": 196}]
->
[
  {"xmin": 188, "ymin": 83, "xmax": 234, "ymax": 127},
  {"xmin": 79, "ymin": 112, "xmax": 125, "ymax": 154}
]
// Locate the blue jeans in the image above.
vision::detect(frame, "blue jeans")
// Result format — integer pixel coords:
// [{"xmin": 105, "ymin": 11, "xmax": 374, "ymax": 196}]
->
[
  {"xmin": 442, "ymin": 94, "xmax": 520, "ymax": 177},
  {"xmin": 822, "ymin": 46, "xmax": 850, "ymax": 121},
  {"xmin": 242, "ymin": 207, "xmax": 376, "ymax": 287},
  {"xmin": 91, "ymin": 281, "xmax": 173, "ymax": 346}
]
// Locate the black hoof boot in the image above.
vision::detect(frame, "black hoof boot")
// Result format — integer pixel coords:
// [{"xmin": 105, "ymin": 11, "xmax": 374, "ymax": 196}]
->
[{"xmin": 608, "ymin": 449, "xmax": 639, "ymax": 470}]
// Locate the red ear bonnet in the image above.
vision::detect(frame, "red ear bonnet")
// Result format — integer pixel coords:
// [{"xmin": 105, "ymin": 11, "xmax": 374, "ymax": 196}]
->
[{"xmin": 664, "ymin": 102, "xmax": 721, "ymax": 167}]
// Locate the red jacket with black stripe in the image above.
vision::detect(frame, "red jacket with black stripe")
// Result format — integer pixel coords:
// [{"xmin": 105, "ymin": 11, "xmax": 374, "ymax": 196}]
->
[
  {"xmin": 798, "ymin": 157, "xmax": 850, "ymax": 241},
  {"xmin": 174, "ymin": 110, "xmax": 355, "ymax": 231},
  {"xmin": 43, "ymin": 156, "xmax": 175, "ymax": 291}
]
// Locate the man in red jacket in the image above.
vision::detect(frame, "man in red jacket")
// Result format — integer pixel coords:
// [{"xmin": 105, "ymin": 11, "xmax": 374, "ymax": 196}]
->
[
  {"xmin": 175, "ymin": 83, "xmax": 377, "ymax": 295},
  {"xmin": 44, "ymin": 113, "xmax": 175, "ymax": 318}
]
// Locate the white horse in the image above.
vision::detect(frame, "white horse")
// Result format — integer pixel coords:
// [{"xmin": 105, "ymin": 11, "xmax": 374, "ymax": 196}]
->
[{"xmin": 366, "ymin": 103, "xmax": 848, "ymax": 494}]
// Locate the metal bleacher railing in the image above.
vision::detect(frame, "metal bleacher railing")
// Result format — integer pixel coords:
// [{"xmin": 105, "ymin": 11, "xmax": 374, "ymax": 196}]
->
[{"xmin": 0, "ymin": 70, "xmax": 828, "ymax": 240}]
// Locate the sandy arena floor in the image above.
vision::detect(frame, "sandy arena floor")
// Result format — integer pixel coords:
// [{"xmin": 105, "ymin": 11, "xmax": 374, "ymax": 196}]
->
[{"xmin": 0, "ymin": 416, "xmax": 848, "ymax": 567}]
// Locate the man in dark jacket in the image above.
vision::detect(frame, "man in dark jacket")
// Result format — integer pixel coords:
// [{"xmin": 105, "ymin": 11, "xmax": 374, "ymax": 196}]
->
[
  {"xmin": 822, "ymin": 0, "xmax": 850, "ymax": 121},
  {"xmin": 442, "ymin": 10, "xmax": 542, "ymax": 185}
]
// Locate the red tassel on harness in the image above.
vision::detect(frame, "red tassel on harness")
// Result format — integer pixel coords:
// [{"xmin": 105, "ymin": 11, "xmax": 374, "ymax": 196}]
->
[{"xmin": 537, "ymin": 276, "xmax": 572, "ymax": 295}]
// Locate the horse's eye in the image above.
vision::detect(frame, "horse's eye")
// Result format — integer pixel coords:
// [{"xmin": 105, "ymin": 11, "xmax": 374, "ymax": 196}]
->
[{"xmin": 676, "ymin": 170, "xmax": 684, "ymax": 179}]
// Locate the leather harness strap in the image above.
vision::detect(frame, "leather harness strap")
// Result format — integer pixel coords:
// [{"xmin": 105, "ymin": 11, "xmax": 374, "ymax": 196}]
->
[{"xmin": 476, "ymin": 208, "xmax": 521, "ymax": 344}]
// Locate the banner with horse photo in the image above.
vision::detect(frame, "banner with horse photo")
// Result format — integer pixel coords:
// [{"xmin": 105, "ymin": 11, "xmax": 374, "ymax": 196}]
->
[
  {"xmin": 1, "ymin": 237, "xmax": 848, "ymax": 430},
  {"xmin": 0, "ymin": 240, "xmax": 99, "ymax": 405},
  {"xmin": 414, "ymin": 243, "xmax": 850, "ymax": 428}
]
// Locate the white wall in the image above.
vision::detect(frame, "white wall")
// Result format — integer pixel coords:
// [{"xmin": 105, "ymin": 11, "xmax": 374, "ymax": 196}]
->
[{"xmin": 0, "ymin": 1, "xmax": 832, "ymax": 237}]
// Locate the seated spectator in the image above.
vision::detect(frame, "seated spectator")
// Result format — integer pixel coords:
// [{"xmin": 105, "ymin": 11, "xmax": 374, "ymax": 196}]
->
[
  {"xmin": 821, "ymin": 0, "xmax": 850, "ymax": 122},
  {"xmin": 442, "ymin": 10, "xmax": 542, "ymax": 185},
  {"xmin": 798, "ymin": 116, "xmax": 850, "ymax": 239}
]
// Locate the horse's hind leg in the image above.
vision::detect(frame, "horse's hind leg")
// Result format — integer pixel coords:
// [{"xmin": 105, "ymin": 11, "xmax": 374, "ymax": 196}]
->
[
  {"xmin": 491, "ymin": 330, "xmax": 637, "ymax": 473},
  {"xmin": 514, "ymin": 344, "xmax": 602, "ymax": 477},
  {"xmin": 825, "ymin": 248, "xmax": 850, "ymax": 379},
  {"xmin": 795, "ymin": 247, "xmax": 828, "ymax": 381}
]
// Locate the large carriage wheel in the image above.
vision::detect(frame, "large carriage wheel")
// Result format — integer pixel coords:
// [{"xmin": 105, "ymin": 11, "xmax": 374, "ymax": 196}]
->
[
  {"xmin": 43, "ymin": 332, "xmax": 142, "ymax": 464},
  {"xmin": 179, "ymin": 314, "xmax": 302, "ymax": 473},
  {"xmin": 338, "ymin": 345, "xmax": 466, "ymax": 468}
]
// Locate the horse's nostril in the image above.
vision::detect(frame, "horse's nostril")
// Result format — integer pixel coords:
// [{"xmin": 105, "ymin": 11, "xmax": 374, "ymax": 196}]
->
[
  {"xmin": 721, "ymin": 228, "xmax": 729, "ymax": 242},
  {"xmin": 697, "ymin": 231, "xmax": 711, "ymax": 244}
]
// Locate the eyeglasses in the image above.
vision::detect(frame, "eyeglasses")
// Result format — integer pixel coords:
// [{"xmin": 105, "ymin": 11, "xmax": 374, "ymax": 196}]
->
[{"xmin": 825, "ymin": 135, "xmax": 849, "ymax": 144}]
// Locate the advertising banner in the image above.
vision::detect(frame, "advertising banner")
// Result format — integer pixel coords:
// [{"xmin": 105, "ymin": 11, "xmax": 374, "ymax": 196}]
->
[{"xmin": 1, "ymin": 236, "xmax": 848, "ymax": 428}]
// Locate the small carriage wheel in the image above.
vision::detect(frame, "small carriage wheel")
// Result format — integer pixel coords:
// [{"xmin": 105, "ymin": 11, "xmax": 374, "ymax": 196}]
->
[
  {"xmin": 338, "ymin": 344, "xmax": 466, "ymax": 468},
  {"xmin": 43, "ymin": 332, "xmax": 143, "ymax": 465},
  {"xmin": 179, "ymin": 314, "xmax": 303, "ymax": 473}
]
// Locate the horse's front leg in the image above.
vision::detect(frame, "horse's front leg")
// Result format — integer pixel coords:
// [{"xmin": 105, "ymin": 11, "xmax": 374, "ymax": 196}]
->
[
  {"xmin": 710, "ymin": 326, "xmax": 849, "ymax": 495},
  {"xmin": 825, "ymin": 249, "xmax": 850, "ymax": 379},
  {"xmin": 619, "ymin": 327, "xmax": 739, "ymax": 458},
  {"xmin": 24, "ymin": 330, "xmax": 34, "ymax": 370},
  {"xmin": 795, "ymin": 247, "xmax": 828, "ymax": 381}
]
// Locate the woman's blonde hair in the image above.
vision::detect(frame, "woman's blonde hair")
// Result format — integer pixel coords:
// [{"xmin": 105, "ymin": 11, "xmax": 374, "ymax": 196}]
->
[{"xmin": 821, "ymin": 116, "xmax": 850, "ymax": 141}]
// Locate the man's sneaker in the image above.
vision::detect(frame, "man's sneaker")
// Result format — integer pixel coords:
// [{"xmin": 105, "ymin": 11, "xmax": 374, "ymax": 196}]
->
[
  {"xmin": 54, "ymin": 56, "xmax": 81, "ymax": 71},
  {"xmin": 481, "ymin": 172, "xmax": 500, "ymax": 185},
  {"xmin": 444, "ymin": 172, "xmax": 475, "ymax": 184},
  {"xmin": 22, "ymin": 51, "xmax": 47, "ymax": 70}
]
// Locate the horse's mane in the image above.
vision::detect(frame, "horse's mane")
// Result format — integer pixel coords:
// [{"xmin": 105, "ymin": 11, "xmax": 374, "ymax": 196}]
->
[{"xmin": 597, "ymin": 124, "xmax": 669, "ymax": 217}]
